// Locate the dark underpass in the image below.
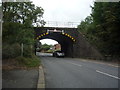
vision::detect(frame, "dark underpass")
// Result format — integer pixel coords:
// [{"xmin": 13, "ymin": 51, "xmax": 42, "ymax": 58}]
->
[{"xmin": 37, "ymin": 31, "xmax": 74, "ymax": 57}]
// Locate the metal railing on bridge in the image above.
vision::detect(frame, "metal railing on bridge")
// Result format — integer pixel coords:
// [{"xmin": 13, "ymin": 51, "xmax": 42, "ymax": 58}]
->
[{"xmin": 44, "ymin": 21, "xmax": 80, "ymax": 28}]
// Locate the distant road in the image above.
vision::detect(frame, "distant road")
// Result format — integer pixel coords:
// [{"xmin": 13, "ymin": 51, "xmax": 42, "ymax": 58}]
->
[
  {"xmin": 37, "ymin": 52, "xmax": 53, "ymax": 57},
  {"xmin": 37, "ymin": 53, "xmax": 119, "ymax": 88}
]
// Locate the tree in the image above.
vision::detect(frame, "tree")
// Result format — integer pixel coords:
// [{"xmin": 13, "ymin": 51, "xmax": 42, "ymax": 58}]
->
[
  {"xmin": 40, "ymin": 44, "xmax": 53, "ymax": 51},
  {"xmin": 2, "ymin": 2, "xmax": 45, "ymax": 58},
  {"xmin": 2, "ymin": 2, "xmax": 45, "ymax": 44},
  {"xmin": 91, "ymin": 2, "xmax": 120, "ymax": 56},
  {"xmin": 78, "ymin": 2, "xmax": 120, "ymax": 58},
  {"xmin": 78, "ymin": 16, "xmax": 96, "ymax": 44}
]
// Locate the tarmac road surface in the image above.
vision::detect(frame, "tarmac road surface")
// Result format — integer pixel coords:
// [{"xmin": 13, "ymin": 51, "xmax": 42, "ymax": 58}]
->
[{"xmin": 40, "ymin": 55, "xmax": 119, "ymax": 88}]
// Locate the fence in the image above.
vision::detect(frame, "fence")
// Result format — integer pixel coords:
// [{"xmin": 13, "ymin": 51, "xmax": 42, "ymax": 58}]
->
[{"xmin": 44, "ymin": 21, "xmax": 80, "ymax": 28}]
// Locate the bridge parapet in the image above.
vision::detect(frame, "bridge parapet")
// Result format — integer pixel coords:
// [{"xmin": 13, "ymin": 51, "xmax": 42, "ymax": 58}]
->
[
  {"xmin": 34, "ymin": 27, "xmax": 78, "ymax": 40},
  {"xmin": 44, "ymin": 21, "xmax": 80, "ymax": 28}
]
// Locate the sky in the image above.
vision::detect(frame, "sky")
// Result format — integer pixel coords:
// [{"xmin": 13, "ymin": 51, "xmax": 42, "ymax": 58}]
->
[
  {"xmin": 32, "ymin": 0, "xmax": 94, "ymax": 22},
  {"xmin": 40, "ymin": 39, "xmax": 58, "ymax": 45},
  {"xmin": 32, "ymin": 0, "xmax": 94, "ymax": 45}
]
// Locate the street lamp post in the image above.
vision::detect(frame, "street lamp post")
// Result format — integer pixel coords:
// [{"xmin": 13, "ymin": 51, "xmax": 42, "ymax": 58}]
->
[
  {"xmin": 0, "ymin": 2, "xmax": 2, "ymax": 37},
  {"xmin": 0, "ymin": 2, "xmax": 2, "ymax": 90}
]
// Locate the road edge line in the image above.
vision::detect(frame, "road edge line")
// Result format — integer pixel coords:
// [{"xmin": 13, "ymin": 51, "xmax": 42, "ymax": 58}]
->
[
  {"xmin": 37, "ymin": 65, "xmax": 45, "ymax": 89},
  {"xmin": 78, "ymin": 58, "xmax": 119, "ymax": 68}
]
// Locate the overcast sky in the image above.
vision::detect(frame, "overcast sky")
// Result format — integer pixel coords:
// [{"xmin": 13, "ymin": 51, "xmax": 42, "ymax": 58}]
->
[
  {"xmin": 32, "ymin": 0, "xmax": 94, "ymax": 45},
  {"xmin": 40, "ymin": 39, "xmax": 58, "ymax": 45},
  {"xmin": 32, "ymin": 0, "xmax": 94, "ymax": 22}
]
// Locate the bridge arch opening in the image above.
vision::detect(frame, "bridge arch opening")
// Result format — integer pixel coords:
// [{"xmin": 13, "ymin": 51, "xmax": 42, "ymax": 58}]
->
[
  {"xmin": 40, "ymin": 39, "xmax": 61, "ymax": 52},
  {"xmin": 40, "ymin": 39, "xmax": 59, "ymax": 46},
  {"xmin": 36, "ymin": 32, "xmax": 75, "ymax": 57}
]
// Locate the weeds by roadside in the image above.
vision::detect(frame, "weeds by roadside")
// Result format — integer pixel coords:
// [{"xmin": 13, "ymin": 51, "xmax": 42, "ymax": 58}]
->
[{"xmin": 2, "ymin": 55, "xmax": 41, "ymax": 70}]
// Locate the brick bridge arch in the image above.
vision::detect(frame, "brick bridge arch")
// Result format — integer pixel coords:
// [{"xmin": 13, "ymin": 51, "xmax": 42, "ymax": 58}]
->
[{"xmin": 34, "ymin": 27, "xmax": 103, "ymax": 59}]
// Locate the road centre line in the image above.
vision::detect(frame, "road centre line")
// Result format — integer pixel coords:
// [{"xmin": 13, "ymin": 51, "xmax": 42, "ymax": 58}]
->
[
  {"xmin": 96, "ymin": 70, "xmax": 120, "ymax": 80},
  {"xmin": 67, "ymin": 62, "xmax": 82, "ymax": 67}
]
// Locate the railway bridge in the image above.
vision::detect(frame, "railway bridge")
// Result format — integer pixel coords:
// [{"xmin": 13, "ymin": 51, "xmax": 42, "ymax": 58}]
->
[{"xmin": 34, "ymin": 21, "xmax": 103, "ymax": 59}]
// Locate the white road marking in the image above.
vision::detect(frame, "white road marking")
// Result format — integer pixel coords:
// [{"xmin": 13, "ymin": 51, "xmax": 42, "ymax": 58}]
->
[
  {"xmin": 96, "ymin": 70, "xmax": 120, "ymax": 80},
  {"xmin": 68, "ymin": 62, "xmax": 82, "ymax": 67}
]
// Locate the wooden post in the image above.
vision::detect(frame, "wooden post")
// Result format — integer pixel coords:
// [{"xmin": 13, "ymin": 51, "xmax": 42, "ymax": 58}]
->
[
  {"xmin": 21, "ymin": 43, "xmax": 23, "ymax": 57},
  {"xmin": 31, "ymin": 44, "xmax": 32, "ymax": 56}
]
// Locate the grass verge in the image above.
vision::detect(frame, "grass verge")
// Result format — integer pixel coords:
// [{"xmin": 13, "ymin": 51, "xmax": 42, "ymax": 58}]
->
[
  {"xmin": 3, "ymin": 55, "xmax": 41, "ymax": 70},
  {"xmin": 16, "ymin": 55, "xmax": 40, "ymax": 68}
]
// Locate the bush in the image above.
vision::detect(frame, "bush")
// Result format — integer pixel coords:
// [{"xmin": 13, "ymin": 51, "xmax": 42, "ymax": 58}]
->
[
  {"xmin": 2, "ymin": 43, "xmax": 35, "ymax": 59},
  {"xmin": 16, "ymin": 55, "xmax": 40, "ymax": 67},
  {"xmin": 23, "ymin": 44, "xmax": 32, "ymax": 57},
  {"xmin": 2, "ymin": 43, "xmax": 21, "ymax": 59}
]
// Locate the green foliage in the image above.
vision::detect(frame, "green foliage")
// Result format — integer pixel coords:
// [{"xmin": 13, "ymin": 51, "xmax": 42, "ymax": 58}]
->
[
  {"xmin": 2, "ymin": 2, "xmax": 45, "ymax": 59},
  {"xmin": 92, "ymin": 2, "xmax": 120, "ymax": 56},
  {"xmin": 2, "ymin": 2, "xmax": 44, "ymax": 25},
  {"xmin": 78, "ymin": 16, "xmax": 96, "ymax": 44},
  {"xmin": 78, "ymin": 2, "xmax": 120, "ymax": 57},
  {"xmin": 3, "ymin": 22, "xmax": 23, "ymax": 44},
  {"xmin": 40, "ymin": 44, "xmax": 53, "ymax": 51},
  {"xmin": 2, "ymin": 2, "xmax": 44, "ymax": 44},
  {"xmin": 15, "ymin": 55, "xmax": 40, "ymax": 67},
  {"xmin": 46, "ymin": 49, "xmax": 54, "ymax": 53},
  {"xmin": 2, "ymin": 43, "xmax": 21, "ymax": 59},
  {"xmin": 17, "ymin": 28, "xmax": 34, "ymax": 44},
  {"xmin": 23, "ymin": 44, "xmax": 33, "ymax": 57}
]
